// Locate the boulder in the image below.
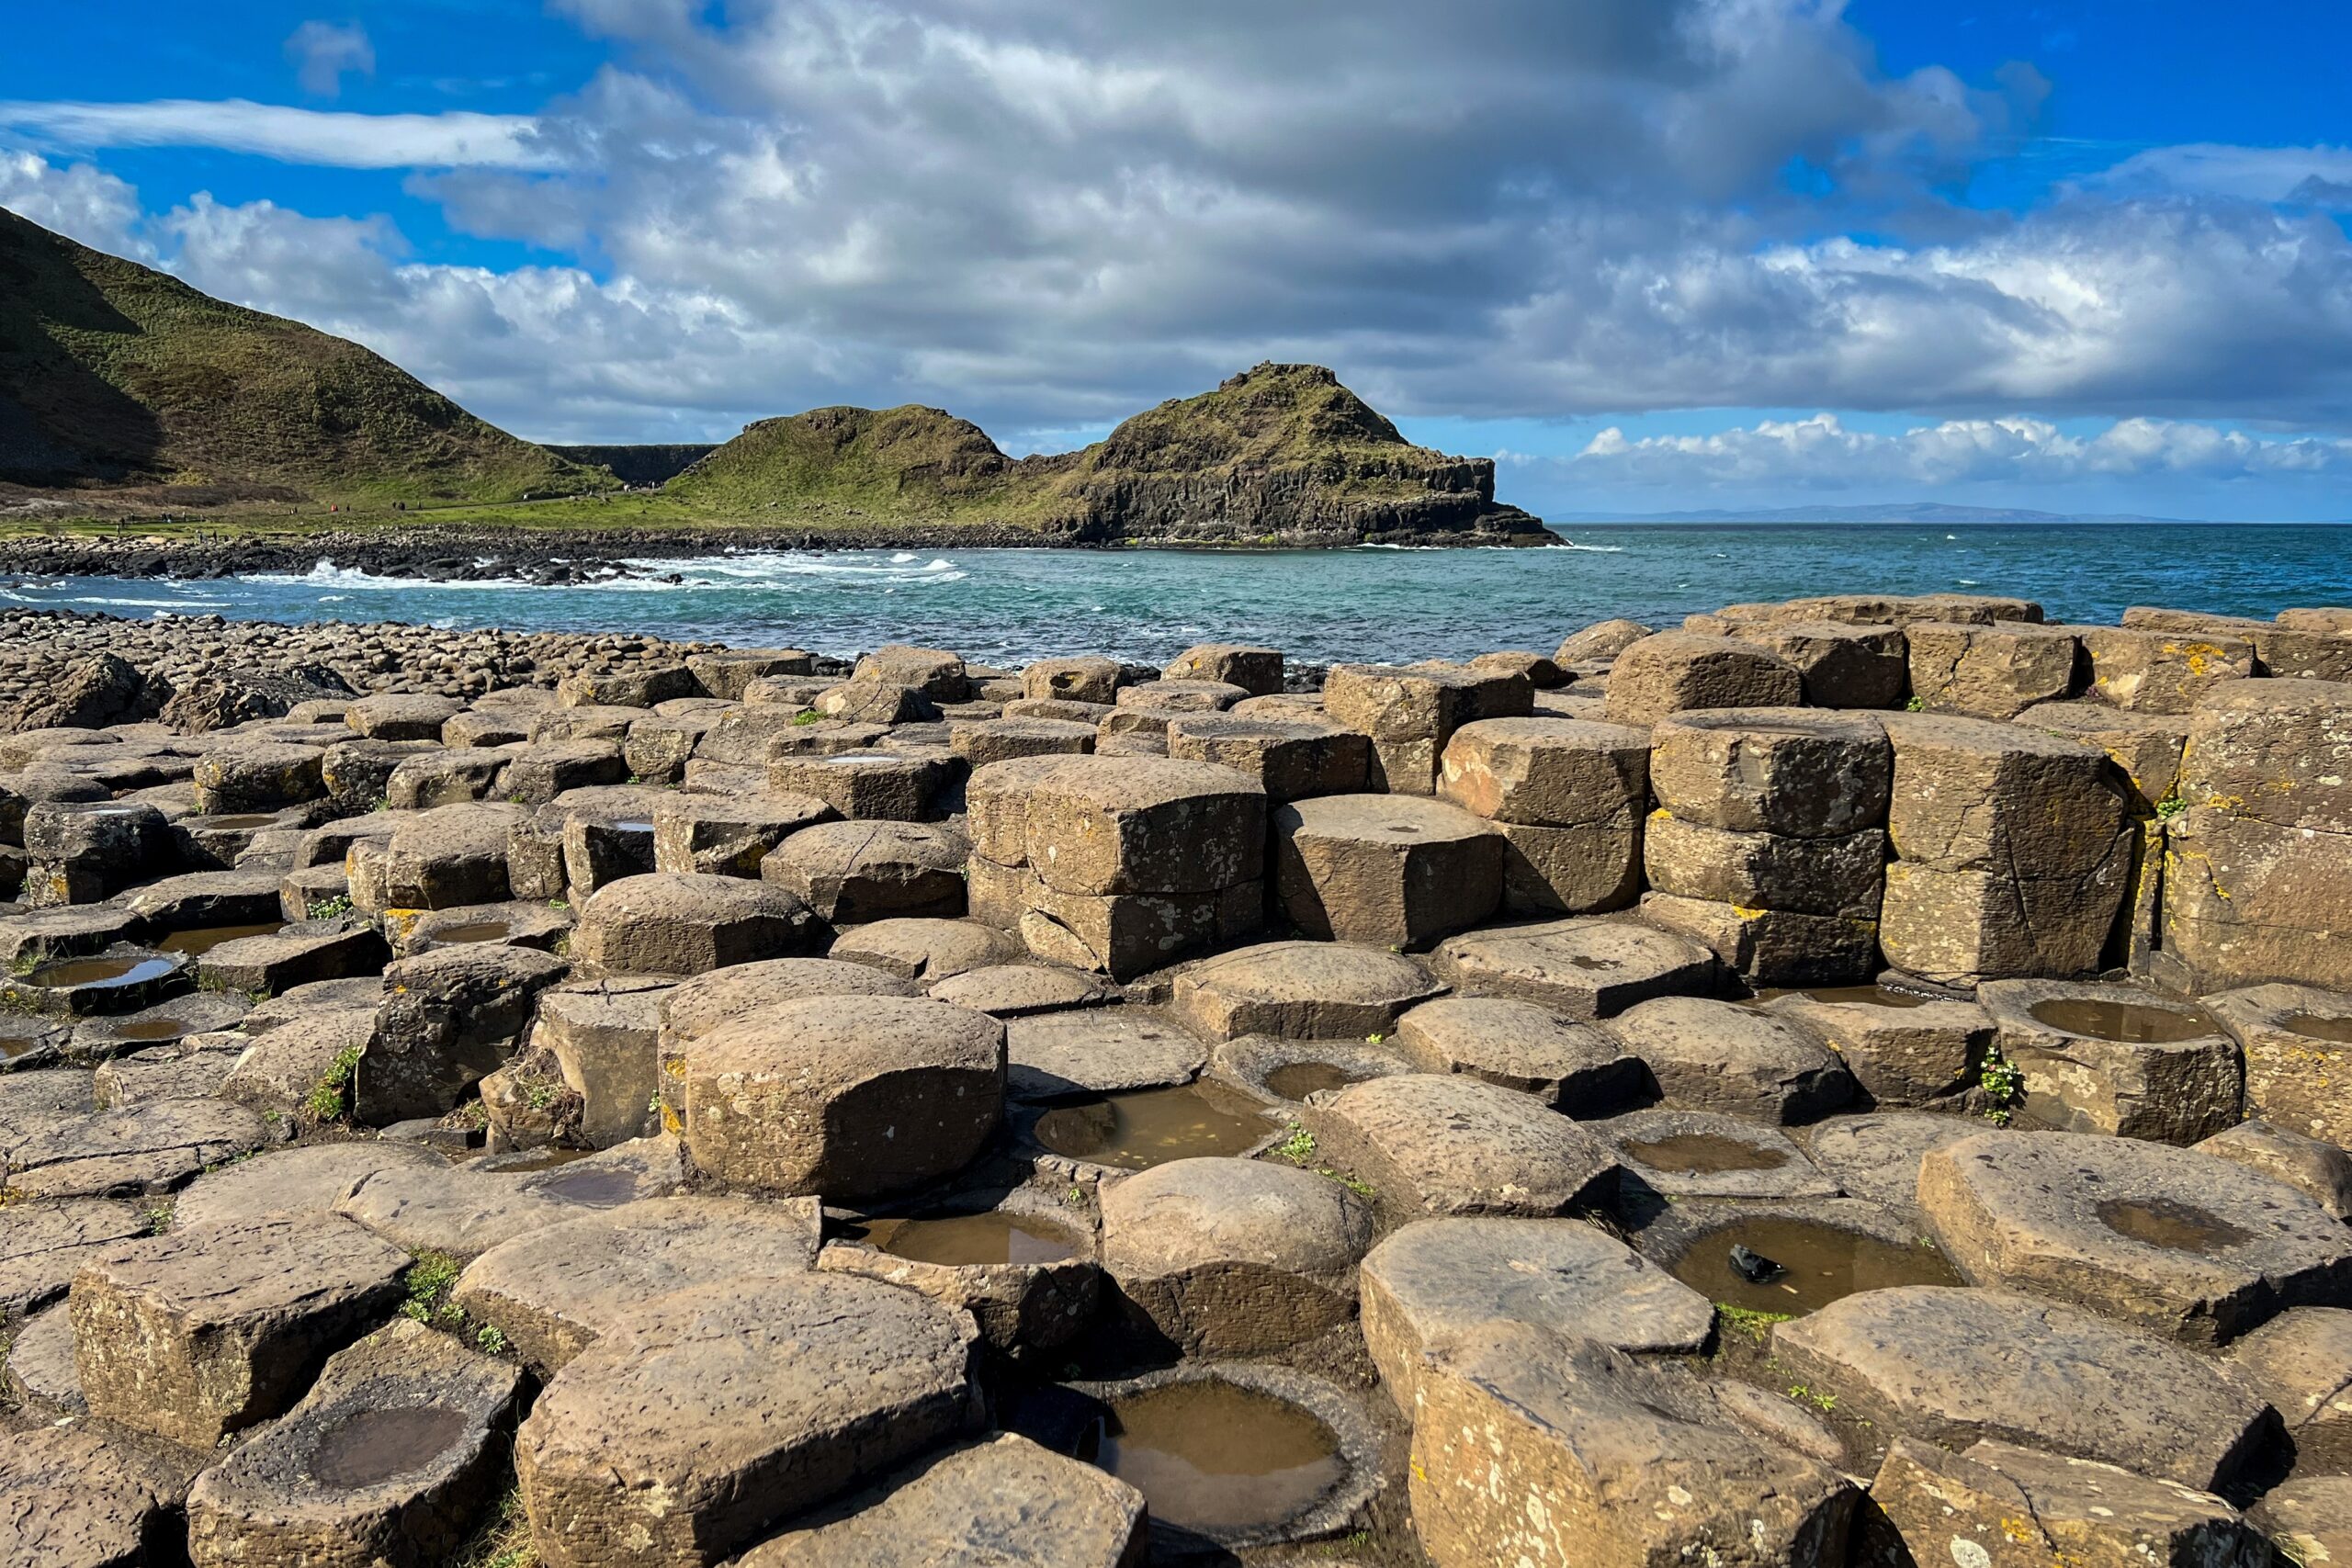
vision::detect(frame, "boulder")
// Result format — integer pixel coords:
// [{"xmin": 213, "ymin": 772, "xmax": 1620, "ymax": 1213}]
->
[
  {"xmin": 184, "ymin": 1317, "xmax": 523, "ymax": 1568},
  {"xmin": 1099, "ymin": 1156, "xmax": 1371, "ymax": 1354},
  {"xmin": 357, "ymin": 943, "xmax": 571, "ymax": 1125},
  {"xmin": 1004, "ymin": 1008, "xmax": 1206, "ymax": 1100},
  {"xmin": 190, "ymin": 742, "xmax": 325, "ymax": 814},
  {"xmin": 1360, "ymin": 1217, "xmax": 1713, "ymax": 1407},
  {"xmin": 1762, "ymin": 987, "xmax": 1992, "ymax": 1110},
  {"xmin": 1309, "ymin": 1072, "xmax": 1620, "ymax": 1217},
  {"xmin": 1271, "ymin": 794, "xmax": 1501, "ymax": 947},
  {"xmin": 1905, "ymin": 621, "xmax": 2082, "ymax": 719},
  {"xmin": 1918, "ymin": 1130, "xmax": 2352, "ymax": 1344},
  {"xmin": 1770, "ymin": 1287, "xmax": 2272, "ymax": 1489},
  {"xmin": 0, "ymin": 1422, "xmax": 208, "ymax": 1568},
  {"xmin": 2197, "ymin": 1119, "xmax": 2352, "ymax": 1220},
  {"xmin": 766, "ymin": 750, "xmax": 949, "ymax": 820},
  {"xmin": 2202, "ymin": 983, "xmax": 2352, "ymax": 1144},
  {"xmin": 2165, "ymin": 680, "xmax": 2352, "ymax": 992},
  {"xmin": 1600, "ymin": 632, "xmax": 1804, "ymax": 727},
  {"xmin": 1430, "ymin": 917, "xmax": 1719, "ymax": 1018},
  {"xmin": 1976, "ymin": 979, "xmax": 2241, "ymax": 1143},
  {"xmin": 345, "ymin": 694, "xmax": 458, "ymax": 742},
  {"xmin": 515, "ymin": 1273, "xmax": 981, "ymax": 1568},
  {"xmin": 1864, "ymin": 1437, "xmax": 2265, "ymax": 1568},
  {"xmin": 1392, "ymin": 995, "xmax": 1641, "ymax": 1113},
  {"xmin": 1602, "ymin": 1108, "xmax": 1840, "ymax": 1200},
  {"xmin": 2078, "ymin": 623, "xmax": 2257, "ymax": 713},
  {"xmin": 1163, "ymin": 643, "xmax": 1284, "ymax": 695},
  {"xmin": 1021, "ymin": 656, "xmax": 1125, "ymax": 705},
  {"xmin": 572, "ymin": 872, "xmax": 820, "ymax": 976},
  {"xmin": 762, "ymin": 820, "xmax": 968, "ymax": 922},
  {"xmin": 1170, "ymin": 940, "xmax": 1444, "ymax": 1041},
  {"xmin": 71, "ymin": 1214, "xmax": 409, "ymax": 1446},
  {"xmin": 1164, "ymin": 714, "xmax": 1370, "ymax": 801},
  {"xmin": 731, "ymin": 1433, "xmax": 1147, "ymax": 1568},
  {"xmin": 1322, "ymin": 662, "xmax": 1532, "ymax": 795},
  {"xmin": 1410, "ymin": 1322, "xmax": 1856, "ymax": 1568},
  {"xmin": 650, "ymin": 790, "xmax": 833, "ymax": 877},
  {"xmin": 20, "ymin": 802, "xmax": 168, "ymax": 906},
  {"xmin": 684, "ymin": 994, "xmax": 1004, "ymax": 1199},
  {"xmin": 2225, "ymin": 1307, "xmax": 2352, "ymax": 1473},
  {"xmin": 453, "ymin": 1196, "xmax": 822, "ymax": 1374},
  {"xmin": 829, "ymin": 918, "xmax": 1022, "ymax": 982},
  {"xmin": 1605, "ymin": 996, "xmax": 1854, "ymax": 1122}
]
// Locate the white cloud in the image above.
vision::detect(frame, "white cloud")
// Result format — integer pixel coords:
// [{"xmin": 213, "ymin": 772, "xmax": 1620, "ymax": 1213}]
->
[
  {"xmin": 2093, "ymin": 142, "xmax": 2352, "ymax": 208},
  {"xmin": 0, "ymin": 99, "xmax": 555, "ymax": 170},
  {"xmin": 1569, "ymin": 412, "xmax": 2352, "ymax": 488},
  {"xmin": 0, "ymin": 150, "xmax": 147, "ymax": 255},
  {"xmin": 285, "ymin": 21, "xmax": 376, "ymax": 100}
]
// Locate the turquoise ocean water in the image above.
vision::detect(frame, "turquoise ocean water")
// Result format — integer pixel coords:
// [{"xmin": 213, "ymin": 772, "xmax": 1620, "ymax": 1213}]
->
[{"xmin": 6, "ymin": 525, "xmax": 2347, "ymax": 666}]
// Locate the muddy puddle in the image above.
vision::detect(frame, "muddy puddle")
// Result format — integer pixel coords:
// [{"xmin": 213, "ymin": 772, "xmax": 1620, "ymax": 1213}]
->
[
  {"xmin": 1080, "ymin": 1380, "xmax": 1344, "ymax": 1535},
  {"xmin": 2029, "ymin": 997, "xmax": 2213, "ymax": 1043},
  {"xmin": 2097, "ymin": 1195, "xmax": 2254, "ymax": 1256},
  {"xmin": 861, "ymin": 1211, "xmax": 1081, "ymax": 1267},
  {"xmin": 1033, "ymin": 1084, "xmax": 1269, "ymax": 1170},
  {"xmin": 1668, "ymin": 1215, "xmax": 1962, "ymax": 1314}
]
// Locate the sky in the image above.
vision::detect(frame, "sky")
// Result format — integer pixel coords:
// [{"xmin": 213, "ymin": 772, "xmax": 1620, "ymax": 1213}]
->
[{"xmin": 3, "ymin": 0, "xmax": 2351, "ymax": 520}]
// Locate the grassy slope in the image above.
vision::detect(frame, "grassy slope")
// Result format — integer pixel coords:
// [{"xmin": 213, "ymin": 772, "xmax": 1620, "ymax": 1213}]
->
[{"xmin": 0, "ymin": 209, "xmax": 603, "ymax": 504}]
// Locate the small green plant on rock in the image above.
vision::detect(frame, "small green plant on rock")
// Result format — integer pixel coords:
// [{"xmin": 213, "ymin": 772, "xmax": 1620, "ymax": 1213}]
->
[
  {"xmin": 791, "ymin": 709, "xmax": 823, "ymax": 727},
  {"xmin": 142, "ymin": 1203, "xmax": 174, "ymax": 1235},
  {"xmin": 475, "ymin": 1324, "xmax": 510, "ymax": 1356},
  {"xmin": 1786, "ymin": 1382, "xmax": 1838, "ymax": 1413},
  {"xmin": 450, "ymin": 1484, "xmax": 537, "ymax": 1568},
  {"xmin": 1979, "ymin": 1045, "xmax": 2027, "ymax": 1126},
  {"xmin": 401, "ymin": 1251, "xmax": 465, "ymax": 1326},
  {"xmin": 1715, "ymin": 1303, "xmax": 1793, "ymax": 1345},
  {"xmin": 1275, "ymin": 1122, "xmax": 1318, "ymax": 1165},
  {"xmin": 309, "ymin": 894, "xmax": 353, "ymax": 919},
  {"xmin": 305, "ymin": 1043, "xmax": 367, "ymax": 1123},
  {"xmin": 2154, "ymin": 790, "xmax": 2188, "ymax": 820},
  {"xmin": 1903, "ymin": 695, "xmax": 1926, "ymax": 712}
]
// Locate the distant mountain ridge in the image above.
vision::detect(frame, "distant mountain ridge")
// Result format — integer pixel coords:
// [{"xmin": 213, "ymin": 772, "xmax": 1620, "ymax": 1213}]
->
[{"xmin": 0, "ymin": 208, "xmax": 604, "ymax": 504}]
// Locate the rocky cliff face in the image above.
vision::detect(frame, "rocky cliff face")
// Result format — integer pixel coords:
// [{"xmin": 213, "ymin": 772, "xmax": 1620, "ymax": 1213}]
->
[{"xmin": 1035, "ymin": 364, "xmax": 1546, "ymax": 544}]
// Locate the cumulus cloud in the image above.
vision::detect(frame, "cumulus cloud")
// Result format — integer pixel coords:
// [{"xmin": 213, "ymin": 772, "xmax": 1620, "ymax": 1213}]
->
[
  {"xmin": 285, "ymin": 20, "xmax": 376, "ymax": 99},
  {"xmin": 0, "ymin": 149, "xmax": 147, "ymax": 255},
  {"xmin": 0, "ymin": 99, "xmax": 554, "ymax": 170},
  {"xmin": 1569, "ymin": 412, "xmax": 2352, "ymax": 488}
]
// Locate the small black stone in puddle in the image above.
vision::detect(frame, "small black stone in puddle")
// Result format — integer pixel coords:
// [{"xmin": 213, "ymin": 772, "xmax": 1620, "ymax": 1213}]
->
[{"xmin": 1729, "ymin": 1245, "xmax": 1786, "ymax": 1284}]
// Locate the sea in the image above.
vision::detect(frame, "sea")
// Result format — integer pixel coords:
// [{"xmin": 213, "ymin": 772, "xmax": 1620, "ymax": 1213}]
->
[{"xmin": 5, "ymin": 524, "xmax": 2347, "ymax": 667}]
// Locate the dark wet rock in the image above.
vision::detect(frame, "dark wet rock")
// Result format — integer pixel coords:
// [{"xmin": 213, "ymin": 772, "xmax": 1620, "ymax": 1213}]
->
[{"xmin": 199, "ymin": 913, "xmax": 387, "ymax": 995}]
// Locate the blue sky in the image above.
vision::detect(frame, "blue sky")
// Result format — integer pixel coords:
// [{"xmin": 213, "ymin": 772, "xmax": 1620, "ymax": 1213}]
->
[{"xmin": 4, "ymin": 0, "xmax": 2351, "ymax": 519}]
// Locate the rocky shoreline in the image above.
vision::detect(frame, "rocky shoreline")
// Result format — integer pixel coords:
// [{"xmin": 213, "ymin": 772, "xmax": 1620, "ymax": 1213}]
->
[
  {"xmin": 0, "ymin": 515, "xmax": 1557, "ymax": 584},
  {"xmin": 4, "ymin": 591, "xmax": 2352, "ymax": 1567}
]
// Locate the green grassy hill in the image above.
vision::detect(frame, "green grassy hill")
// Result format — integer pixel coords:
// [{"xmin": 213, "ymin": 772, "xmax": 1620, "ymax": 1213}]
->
[
  {"xmin": 667, "ymin": 403, "xmax": 1082, "ymax": 529},
  {"xmin": 0, "ymin": 208, "xmax": 604, "ymax": 503}
]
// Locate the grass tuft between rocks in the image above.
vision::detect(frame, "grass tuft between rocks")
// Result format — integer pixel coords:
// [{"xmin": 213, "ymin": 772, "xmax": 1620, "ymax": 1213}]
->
[{"xmin": 450, "ymin": 1485, "xmax": 537, "ymax": 1568}]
